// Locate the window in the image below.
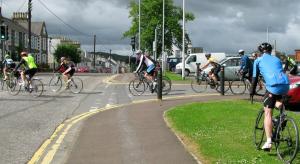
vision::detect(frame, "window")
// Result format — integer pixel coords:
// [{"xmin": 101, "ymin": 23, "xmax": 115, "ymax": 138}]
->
[
  {"xmin": 187, "ymin": 55, "xmax": 196, "ymax": 63},
  {"xmin": 223, "ymin": 58, "xmax": 240, "ymax": 67}
]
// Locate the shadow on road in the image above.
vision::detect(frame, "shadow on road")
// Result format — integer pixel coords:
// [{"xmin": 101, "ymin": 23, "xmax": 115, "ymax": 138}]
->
[{"xmin": 77, "ymin": 91, "xmax": 103, "ymax": 95}]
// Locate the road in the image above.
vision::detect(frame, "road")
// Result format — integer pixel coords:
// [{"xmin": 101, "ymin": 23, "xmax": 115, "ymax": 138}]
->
[{"xmin": 0, "ymin": 73, "xmax": 217, "ymax": 164}]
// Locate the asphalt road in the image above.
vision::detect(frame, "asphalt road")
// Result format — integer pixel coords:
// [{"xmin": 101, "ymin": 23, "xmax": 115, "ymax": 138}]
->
[{"xmin": 0, "ymin": 73, "xmax": 223, "ymax": 164}]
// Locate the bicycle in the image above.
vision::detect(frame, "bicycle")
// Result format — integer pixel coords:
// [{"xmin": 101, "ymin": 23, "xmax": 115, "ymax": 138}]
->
[
  {"xmin": 191, "ymin": 70, "xmax": 230, "ymax": 93},
  {"xmin": 252, "ymin": 95, "xmax": 299, "ymax": 163},
  {"xmin": 129, "ymin": 71, "xmax": 172, "ymax": 96},
  {"xmin": 7, "ymin": 71, "xmax": 44, "ymax": 97},
  {"xmin": 229, "ymin": 71, "xmax": 265, "ymax": 95},
  {"xmin": 49, "ymin": 73, "xmax": 83, "ymax": 94}
]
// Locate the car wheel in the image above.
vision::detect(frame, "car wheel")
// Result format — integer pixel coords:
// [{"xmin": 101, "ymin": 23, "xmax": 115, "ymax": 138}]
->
[{"xmin": 185, "ymin": 70, "xmax": 190, "ymax": 76}]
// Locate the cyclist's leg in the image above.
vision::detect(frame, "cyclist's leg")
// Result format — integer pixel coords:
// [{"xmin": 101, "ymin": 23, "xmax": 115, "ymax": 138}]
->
[
  {"xmin": 262, "ymin": 91, "xmax": 277, "ymax": 150},
  {"xmin": 212, "ymin": 66, "xmax": 221, "ymax": 83},
  {"xmin": 145, "ymin": 65, "xmax": 155, "ymax": 82},
  {"xmin": 26, "ymin": 68, "xmax": 37, "ymax": 86},
  {"xmin": 3, "ymin": 67, "xmax": 8, "ymax": 80}
]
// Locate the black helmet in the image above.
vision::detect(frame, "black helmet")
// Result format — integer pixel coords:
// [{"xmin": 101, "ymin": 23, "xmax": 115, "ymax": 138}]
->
[
  {"xmin": 205, "ymin": 53, "xmax": 211, "ymax": 58},
  {"xmin": 258, "ymin": 42, "xmax": 272, "ymax": 53}
]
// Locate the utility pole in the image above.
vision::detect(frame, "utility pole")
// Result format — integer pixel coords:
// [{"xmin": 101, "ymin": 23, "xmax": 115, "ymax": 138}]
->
[
  {"xmin": 28, "ymin": 0, "xmax": 32, "ymax": 53},
  {"xmin": 109, "ymin": 49, "xmax": 112, "ymax": 73},
  {"xmin": 154, "ymin": 27, "xmax": 158, "ymax": 61},
  {"xmin": 93, "ymin": 35, "xmax": 96, "ymax": 68}
]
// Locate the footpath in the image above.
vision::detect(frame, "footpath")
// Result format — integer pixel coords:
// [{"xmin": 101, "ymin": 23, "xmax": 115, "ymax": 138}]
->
[{"xmin": 63, "ymin": 73, "xmax": 246, "ymax": 164}]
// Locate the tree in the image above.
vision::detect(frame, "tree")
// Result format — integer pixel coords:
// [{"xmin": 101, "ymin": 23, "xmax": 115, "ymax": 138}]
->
[
  {"xmin": 123, "ymin": 0, "xmax": 195, "ymax": 56},
  {"xmin": 53, "ymin": 44, "xmax": 81, "ymax": 64}
]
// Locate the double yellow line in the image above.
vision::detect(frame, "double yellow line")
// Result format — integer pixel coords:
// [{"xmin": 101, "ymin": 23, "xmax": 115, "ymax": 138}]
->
[{"xmin": 28, "ymin": 93, "xmax": 218, "ymax": 164}]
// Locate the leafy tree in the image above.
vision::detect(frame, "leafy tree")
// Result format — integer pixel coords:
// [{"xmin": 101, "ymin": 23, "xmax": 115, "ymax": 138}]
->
[
  {"xmin": 123, "ymin": 0, "xmax": 195, "ymax": 56},
  {"xmin": 54, "ymin": 44, "xmax": 81, "ymax": 63}
]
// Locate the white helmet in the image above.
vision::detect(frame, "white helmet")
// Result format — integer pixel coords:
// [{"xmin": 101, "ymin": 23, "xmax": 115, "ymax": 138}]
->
[
  {"xmin": 135, "ymin": 50, "xmax": 142, "ymax": 54},
  {"xmin": 238, "ymin": 49, "xmax": 244, "ymax": 53}
]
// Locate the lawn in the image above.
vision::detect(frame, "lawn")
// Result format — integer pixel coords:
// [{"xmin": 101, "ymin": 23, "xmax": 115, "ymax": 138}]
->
[
  {"xmin": 165, "ymin": 71, "xmax": 191, "ymax": 82},
  {"xmin": 165, "ymin": 100, "xmax": 300, "ymax": 163}
]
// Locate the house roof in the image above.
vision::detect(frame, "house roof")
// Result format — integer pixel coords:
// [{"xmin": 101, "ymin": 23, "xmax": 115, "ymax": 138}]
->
[{"xmin": 18, "ymin": 21, "xmax": 47, "ymax": 36}]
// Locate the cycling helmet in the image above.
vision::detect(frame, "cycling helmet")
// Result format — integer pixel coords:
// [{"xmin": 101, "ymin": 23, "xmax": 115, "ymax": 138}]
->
[
  {"xmin": 4, "ymin": 54, "xmax": 10, "ymax": 59},
  {"xmin": 205, "ymin": 53, "xmax": 211, "ymax": 58},
  {"xmin": 20, "ymin": 51, "xmax": 28, "ymax": 56},
  {"xmin": 60, "ymin": 57, "xmax": 66, "ymax": 62},
  {"xmin": 135, "ymin": 50, "xmax": 142, "ymax": 55},
  {"xmin": 238, "ymin": 49, "xmax": 244, "ymax": 54},
  {"xmin": 258, "ymin": 42, "xmax": 272, "ymax": 53}
]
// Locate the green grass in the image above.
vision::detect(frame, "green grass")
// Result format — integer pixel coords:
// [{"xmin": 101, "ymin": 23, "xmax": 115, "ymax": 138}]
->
[
  {"xmin": 165, "ymin": 100, "xmax": 300, "ymax": 163},
  {"xmin": 165, "ymin": 71, "xmax": 191, "ymax": 82}
]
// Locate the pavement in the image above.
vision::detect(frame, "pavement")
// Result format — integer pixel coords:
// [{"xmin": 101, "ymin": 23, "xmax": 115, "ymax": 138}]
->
[
  {"xmin": 28, "ymin": 73, "xmax": 247, "ymax": 164},
  {"xmin": 66, "ymin": 95, "xmax": 246, "ymax": 164}
]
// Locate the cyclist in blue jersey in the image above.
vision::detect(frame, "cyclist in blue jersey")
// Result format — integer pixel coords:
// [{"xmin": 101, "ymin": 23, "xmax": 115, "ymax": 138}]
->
[
  {"xmin": 250, "ymin": 43, "xmax": 290, "ymax": 151},
  {"xmin": 238, "ymin": 49, "xmax": 252, "ymax": 81}
]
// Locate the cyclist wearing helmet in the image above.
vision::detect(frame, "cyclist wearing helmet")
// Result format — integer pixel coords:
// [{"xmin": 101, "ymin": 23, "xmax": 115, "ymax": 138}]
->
[
  {"xmin": 2, "ymin": 54, "xmax": 15, "ymax": 80},
  {"xmin": 238, "ymin": 49, "xmax": 252, "ymax": 80},
  {"xmin": 250, "ymin": 42, "xmax": 289, "ymax": 151},
  {"xmin": 200, "ymin": 53, "xmax": 221, "ymax": 85},
  {"xmin": 14, "ymin": 51, "xmax": 38, "ymax": 86},
  {"xmin": 284, "ymin": 56, "xmax": 298, "ymax": 76},
  {"xmin": 134, "ymin": 50, "xmax": 156, "ymax": 81},
  {"xmin": 55, "ymin": 57, "xmax": 76, "ymax": 88}
]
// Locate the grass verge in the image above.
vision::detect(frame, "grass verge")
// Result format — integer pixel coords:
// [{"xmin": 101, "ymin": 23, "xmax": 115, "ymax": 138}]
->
[
  {"xmin": 165, "ymin": 100, "xmax": 300, "ymax": 163},
  {"xmin": 165, "ymin": 71, "xmax": 192, "ymax": 82}
]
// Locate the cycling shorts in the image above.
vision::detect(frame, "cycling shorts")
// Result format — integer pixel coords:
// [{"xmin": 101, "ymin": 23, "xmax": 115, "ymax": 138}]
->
[
  {"xmin": 146, "ymin": 64, "xmax": 155, "ymax": 76},
  {"xmin": 25, "ymin": 68, "xmax": 37, "ymax": 79},
  {"xmin": 65, "ymin": 68, "xmax": 75, "ymax": 76},
  {"xmin": 263, "ymin": 91, "xmax": 283, "ymax": 109}
]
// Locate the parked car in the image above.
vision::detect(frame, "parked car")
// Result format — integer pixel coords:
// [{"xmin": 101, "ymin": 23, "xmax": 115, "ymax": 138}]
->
[
  {"xmin": 77, "ymin": 66, "xmax": 89, "ymax": 73},
  {"xmin": 202, "ymin": 56, "xmax": 241, "ymax": 81},
  {"xmin": 288, "ymin": 75, "xmax": 300, "ymax": 105},
  {"xmin": 176, "ymin": 53, "xmax": 226, "ymax": 76},
  {"xmin": 167, "ymin": 57, "xmax": 181, "ymax": 72}
]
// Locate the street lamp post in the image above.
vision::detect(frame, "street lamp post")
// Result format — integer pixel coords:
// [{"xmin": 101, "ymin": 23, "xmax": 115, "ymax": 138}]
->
[
  {"xmin": 138, "ymin": 0, "xmax": 141, "ymax": 50},
  {"xmin": 182, "ymin": 0, "xmax": 185, "ymax": 80},
  {"xmin": 162, "ymin": 0, "xmax": 165, "ymax": 73}
]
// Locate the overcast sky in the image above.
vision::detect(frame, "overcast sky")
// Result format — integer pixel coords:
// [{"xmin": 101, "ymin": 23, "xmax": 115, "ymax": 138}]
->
[{"xmin": 1, "ymin": 0, "xmax": 300, "ymax": 55}]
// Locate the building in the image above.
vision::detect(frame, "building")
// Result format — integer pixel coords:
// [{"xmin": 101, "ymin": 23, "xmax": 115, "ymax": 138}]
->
[
  {"xmin": 0, "ymin": 10, "xmax": 48, "ymax": 65},
  {"xmin": 295, "ymin": 50, "xmax": 300, "ymax": 62},
  {"xmin": 12, "ymin": 12, "xmax": 48, "ymax": 64}
]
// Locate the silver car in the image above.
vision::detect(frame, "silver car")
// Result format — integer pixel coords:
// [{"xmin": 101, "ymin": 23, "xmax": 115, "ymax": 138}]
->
[{"xmin": 204, "ymin": 56, "xmax": 242, "ymax": 81}]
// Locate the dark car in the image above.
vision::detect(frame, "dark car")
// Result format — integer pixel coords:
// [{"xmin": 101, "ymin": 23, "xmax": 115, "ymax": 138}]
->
[{"xmin": 167, "ymin": 58, "xmax": 182, "ymax": 72}]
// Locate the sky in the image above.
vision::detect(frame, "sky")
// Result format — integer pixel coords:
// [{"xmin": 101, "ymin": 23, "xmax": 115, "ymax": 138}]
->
[{"xmin": 1, "ymin": 0, "xmax": 300, "ymax": 55}]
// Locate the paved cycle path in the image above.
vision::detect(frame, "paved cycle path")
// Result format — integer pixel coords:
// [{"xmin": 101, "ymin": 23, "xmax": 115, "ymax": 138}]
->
[{"xmin": 66, "ymin": 94, "xmax": 247, "ymax": 164}]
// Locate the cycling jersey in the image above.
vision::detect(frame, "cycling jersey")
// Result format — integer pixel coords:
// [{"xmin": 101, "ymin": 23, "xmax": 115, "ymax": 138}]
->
[
  {"xmin": 240, "ymin": 55, "xmax": 252, "ymax": 73},
  {"xmin": 252, "ymin": 53, "xmax": 289, "ymax": 95},
  {"xmin": 135, "ymin": 55, "xmax": 155, "ymax": 73},
  {"xmin": 15, "ymin": 54, "xmax": 37, "ymax": 70},
  {"xmin": 208, "ymin": 57, "xmax": 220, "ymax": 68},
  {"xmin": 2, "ymin": 58, "xmax": 15, "ymax": 68}
]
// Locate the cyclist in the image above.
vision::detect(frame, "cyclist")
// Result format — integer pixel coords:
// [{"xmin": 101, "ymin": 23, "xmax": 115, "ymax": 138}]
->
[
  {"xmin": 55, "ymin": 57, "xmax": 76, "ymax": 89},
  {"xmin": 2, "ymin": 54, "xmax": 16, "ymax": 81},
  {"xmin": 250, "ymin": 42, "xmax": 290, "ymax": 151},
  {"xmin": 238, "ymin": 50, "xmax": 252, "ymax": 81},
  {"xmin": 14, "ymin": 51, "xmax": 38, "ymax": 87},
  {"xmin": 134, "ymin": 50, "xmax": 156, "ymax": 92},
  {"xmin": 200, "ymin": 53, "xmax": 221, "ymax": 86},
  {"xmin": 284, "ymin": 56, "xmax": 298, "ymax": 76}
]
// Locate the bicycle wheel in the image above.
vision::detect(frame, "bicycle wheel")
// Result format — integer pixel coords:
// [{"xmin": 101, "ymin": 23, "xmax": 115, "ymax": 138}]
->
[
  {"xmin": 191, "ymin": 78, "xmax": 208, "ymax": 93},
  {"xmin": 49, "ymin": 75, "xmax": 62, "ymax": 92},
  {"xmin": 128, "ymin": 79, "xmax": 145, "ymax": 96},
  {"xmin": 69, "ymin": 77, "xmax": 83, "ymax": 94},
  {"xmin": 161, "ymin": 76, "xmax": 172, "ymax": 95},
  {"xmin": 254, "ymin": 109, "xmax": 265, "ymax": 149},
  {"xmin": 276, "ymin": 116, "xmax": 299, "ymax": 163},
  {"xmin": 7, "ymin": 76, "xmax": 21, "ymax": 96},
  {"xmin": 229, "ymin": 80, "xmax": 246, "ymax": 95},
  {"xmin": 29, "ymin": 79, "xmax": 44, "ymax": 97},
  {"xmin": 216, "ymin": 81, "xmax": 230, "ymax": 93}
]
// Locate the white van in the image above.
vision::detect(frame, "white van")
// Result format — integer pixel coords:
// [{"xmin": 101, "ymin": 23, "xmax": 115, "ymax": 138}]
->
[{"xmin": 175, "ymin": 53, "xmax": 226, "ymax": 76}]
